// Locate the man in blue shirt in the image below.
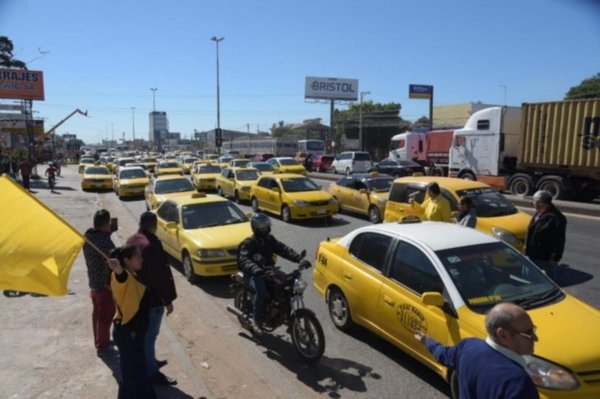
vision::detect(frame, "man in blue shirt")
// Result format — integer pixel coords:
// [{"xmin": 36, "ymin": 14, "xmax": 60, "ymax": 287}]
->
[{"xmin": 415, "ymin": 303, "xmax": 539, "ymax": 399}]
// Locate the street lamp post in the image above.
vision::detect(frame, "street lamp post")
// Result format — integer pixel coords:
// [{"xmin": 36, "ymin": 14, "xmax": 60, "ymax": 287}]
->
[
  {"xmin": 359, "ymin": 91, "xmax": 370, "ymax": 152},
  {"xmin": 211, "ymin": 36, "xmax": 224, "ymax": 153}
]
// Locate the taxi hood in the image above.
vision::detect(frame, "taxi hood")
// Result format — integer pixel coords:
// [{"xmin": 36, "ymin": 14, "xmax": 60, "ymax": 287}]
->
[
  {"xmin": 120, "ymin": 177, "xmax": 149, "ymax": 185},
  {"xmin": 286, "ymin": 190, "xmax": 332, "ymax": 202},
  {"xmin": 478, "ymin": 210, "xmax": 530, "ymax": 240},
  {"xmin": 185, "ymin": 222, "xmax": 252, "ymax": 248}
]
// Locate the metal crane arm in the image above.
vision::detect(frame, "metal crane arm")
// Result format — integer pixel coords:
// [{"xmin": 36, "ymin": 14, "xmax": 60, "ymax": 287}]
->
[{"xmin": 45, "ymin": 109, "xmax": 88, "ymax": 135}]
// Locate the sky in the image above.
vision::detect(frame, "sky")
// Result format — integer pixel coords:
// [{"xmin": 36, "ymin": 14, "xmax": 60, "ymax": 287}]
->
[{"xmin": 1, "ymin": 0, "xmax": 599, "ymax": 145}]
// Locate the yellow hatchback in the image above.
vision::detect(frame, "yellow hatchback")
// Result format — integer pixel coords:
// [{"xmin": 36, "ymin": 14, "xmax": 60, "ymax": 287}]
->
[
  {"xmin": 328, "ymin": 173, "xmax": 394, "ymax": 224},
  {"xmin": 250, "ymin": 174, "xmax": 337, "ymax": 222},
  {"xmin": 384, "ymin": 176, "xmax": 530, "ymax": 252},
  {"xmin": 113, "ymin": 166, "xmax": 149, "ymax": 199},
  {"xmin": 154, "ymin": 193, "xmax": 252, "ymax": 282},
  {"xmin": 216, "ymin": 167, "xmax": 260, "ymax": 203},
  {"xmin": 144, "ymin": 174, "xmax": 196, "ymax": 210},
  {"xmin": 191, "ymin": 163, "xmax": 221, "ymax": 191},
  {"xmin": 313, "ymin": 222, "xmax": 600, "ymax": 399},
  {"xmin": 81, "ymin": 165, "xmax": 113, "ymax": 191}
]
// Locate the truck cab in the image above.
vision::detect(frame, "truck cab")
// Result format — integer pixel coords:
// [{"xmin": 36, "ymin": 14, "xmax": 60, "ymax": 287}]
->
[{"xmin": 389, "ymin": 132, "xmax": 426, "ymax": 162}]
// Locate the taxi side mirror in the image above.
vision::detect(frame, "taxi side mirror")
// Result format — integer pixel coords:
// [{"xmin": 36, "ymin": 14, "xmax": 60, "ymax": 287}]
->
[
  {"xmin": 165, "ymin": 221, "xmax": 178, "ymax": 230},
  {"xmin": 421, "ymin": 292, "xmax": 445, "ymax": 307}
]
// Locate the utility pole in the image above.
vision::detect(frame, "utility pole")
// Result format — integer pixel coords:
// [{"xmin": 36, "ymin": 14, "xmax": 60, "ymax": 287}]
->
[
  {"xmin": 359, "ymin": 91, "xmax": 370, "ymax": 151},
  {"xmin": 211, "ymin": 36, "xmax": 224, "ymax": 154},
  {"xmin": 131, "ymin": 107, "xmax": 136, "ymax": 144}
]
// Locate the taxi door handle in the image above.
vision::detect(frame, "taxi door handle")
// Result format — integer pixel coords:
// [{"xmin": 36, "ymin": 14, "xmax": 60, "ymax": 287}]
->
[
  {"xmin": 343, "ymin": 271, "xmax": 353, "ymax": 280},
  {"xmin": 383, "ymin": 295, "xmax": 395, "ymax": 306}
]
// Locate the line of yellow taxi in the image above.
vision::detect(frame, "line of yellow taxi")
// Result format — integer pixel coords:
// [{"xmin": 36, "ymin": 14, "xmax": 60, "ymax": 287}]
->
[
  {"xmin": 216, "ymin": 167, "xmax": 261, "ymax": 203},
  {"xmin": 80, "ymin": 165, "xmax": 113, "ymax": 191},
  {"xmin": 113, "ymin": 166, "xmax": 149, "ymax": 199}
]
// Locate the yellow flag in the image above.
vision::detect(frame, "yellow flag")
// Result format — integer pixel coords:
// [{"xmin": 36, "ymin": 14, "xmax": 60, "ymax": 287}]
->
[{"xmin": 0, "ymin": 174, "xmax": 84, "ymax": 296}]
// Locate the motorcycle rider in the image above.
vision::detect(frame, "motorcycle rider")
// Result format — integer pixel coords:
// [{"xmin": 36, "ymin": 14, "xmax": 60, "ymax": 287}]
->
[{"xmin": 238, "ymin": 213, "xmax": 308, "ymax": 332}]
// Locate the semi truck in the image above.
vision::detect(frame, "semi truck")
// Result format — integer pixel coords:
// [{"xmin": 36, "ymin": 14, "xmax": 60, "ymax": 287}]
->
[
  {"xmin": 448, "ymin": 99, "xmax": 600, "ymax": 201},
  {"xmin": 389, "ymin": 129, "xmax": 454, "ymax": 176}
]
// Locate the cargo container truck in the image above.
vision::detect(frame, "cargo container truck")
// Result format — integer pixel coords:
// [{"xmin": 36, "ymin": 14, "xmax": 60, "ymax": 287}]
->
[{"xmin": 448, "ymin": 99, "xmax": 600, "ymax": 201}]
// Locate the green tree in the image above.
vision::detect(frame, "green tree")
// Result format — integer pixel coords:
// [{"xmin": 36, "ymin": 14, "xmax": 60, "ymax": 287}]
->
[
  {"xmin": 412, "ymin": 116, "xmax": 430, "ymax": 129},
  {"xmin": 270, "ymin": 121, "xmax": 294, "ymax": 138},
  {"xmin": 0, "ymin": 36, "xmax": 27, "ymax": 69},
  {"xmin": 565, "ymin": 72, "xmax": 600, "ymax": 100}
]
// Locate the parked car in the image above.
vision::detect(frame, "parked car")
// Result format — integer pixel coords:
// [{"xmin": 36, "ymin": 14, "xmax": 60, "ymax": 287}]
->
[
  {"xmin": 369, "ymin": 158, "xmax": 425, "ymax": 177},
  {"xmin": 309, "ymin": 154, "xmax": 335, "ymax": 172},
  {"xmin": 252, "ymin": 153, "xmax": 274, "ymax": 162},
  {"xmin": 331, "ymin": 151, "xmax": 373, "ymax": 175}
]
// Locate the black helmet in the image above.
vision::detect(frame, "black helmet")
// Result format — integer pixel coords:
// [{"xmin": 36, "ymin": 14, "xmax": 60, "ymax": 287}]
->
[{"xmin": 250, "ymin": 213, "xmax": 271, "ymax": 238}]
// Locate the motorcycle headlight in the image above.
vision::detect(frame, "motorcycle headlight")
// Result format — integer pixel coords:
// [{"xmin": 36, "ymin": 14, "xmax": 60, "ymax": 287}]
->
[
  {"xmin": 293, "ymin": 279, "xmax": 307, "ymax": 294},
  {"xmin": 197, "ymin": 249, "xmax": 225, "ymax": 258},
  {"xmin": 294, "ymin": 200, "xmax": 310, "ymax": 207},
  {"xmin": 491, "ymin": 227, "xmax": 520, "ymax": 247},
  {"xmin": 524, "ymin": 355, "xmax": 580, "ymax": 391}
]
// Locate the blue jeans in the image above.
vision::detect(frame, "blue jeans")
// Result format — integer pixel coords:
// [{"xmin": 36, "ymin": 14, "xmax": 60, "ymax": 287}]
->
[
  {"xmin": 145, "ymin": 306, "xmax": 164, "ymax": 377},
  {"xmin": 113, "ymin": 324, "xmax": 156, "ymax": 399},
  {"xmin": 533, "ymin": 259, "xmax": 560, "ymax": 281},
  {"xmin": 246, "ymin": 275, "xmax": 268, "ymax": 322}
]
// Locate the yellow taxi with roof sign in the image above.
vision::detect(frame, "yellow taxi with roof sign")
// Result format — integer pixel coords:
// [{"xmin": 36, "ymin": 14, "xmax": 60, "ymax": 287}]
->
[
  {"xmin": 154, "ymin": 192, "xmax": 252, "ymax": 282},
  {"xmin": 191, "ymin": 163, "xmax": 221, "ymax": 191},
  {"xmin": 384, "ymin": 176, "xmax": 530, "ymax": 252},
  {"xmin": 229, "ymin": 159, "xmax": 250, "ymax": 168},
  {"xmin": 250, "ymin": 174, "xmax": 337, "ymax": 222},
  {"xmin": 81, "ymin": 165, "xmax": 113, "ymax": 191},
  {"xmin": 154, "ymin": 160, "xmax": 184, "ymax": 176},
  {"xmin": 141, "ymin": 156, "xmax": 158, "ymax": 173},
  {"xmin": 266, "ymin": 157, "xmax": 308, "ymax": 176},
  {"xmin": 144, "ymin": 174, "xmax": 196, "ymax": 210},
  {"xmin": 181, "ymin": 157, "xmax": 198, "ymax": 174},
  {"xmin": 216, "ymin": 167, "xmax": 260, "ymax": 203},
  {"xmin": 313, "ymin": 221, "xmax": 600, "ymax": 399},
  {"xmin": 113, "ymin": 166, "xmax": 149, "ymax": 199},
  {"xmin": 78, "ymin": 157, "xmax": 96, "ymax": 174},
  {"xmin": 328, "ymin": 172, "xmax": 394, "ymax": 223}
]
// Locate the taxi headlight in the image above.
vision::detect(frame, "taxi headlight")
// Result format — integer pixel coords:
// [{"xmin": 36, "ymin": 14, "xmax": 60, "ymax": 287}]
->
[
  {"xmin": 491, "ymin": 227, "xmax": 520, "ymax": 246},
  {"xmin": 524, "ymin": 355, "xmax": 580, "ymax": 391},
  {"xmin": 198, "ymin": 249, "xmax": 225, "ymax": 258},
  {"xmin": 294, "ymin": 200, "xmax": 310, "ymax": 207},
  {"xmin": 293, "ymin": 279, "xmax": 307, "ymax": 294}
]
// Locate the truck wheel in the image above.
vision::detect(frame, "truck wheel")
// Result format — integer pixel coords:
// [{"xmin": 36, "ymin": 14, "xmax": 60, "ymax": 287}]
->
[
  {"xmin": 508, "ymin": 174, "xmax": 534, "ymax": 197},
  {"xmin": 537, "ymin": 176, "xmax": 573, "ymax": 201}
]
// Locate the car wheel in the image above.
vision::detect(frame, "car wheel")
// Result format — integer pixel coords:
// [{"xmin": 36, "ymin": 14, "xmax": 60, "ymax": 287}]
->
[
  {"xmin": 332, "ymin": 167, "xmax": 338, "ymax": 175},
  {"xmin": 345, "ymin": 167, "xmax": 351, "ymax": 176},
  {"xmin": 217, "ymin": 186, "xmax": 224, "ymax": 197},
  {"xmin": 182, "ymin": 251, "xmax": 199, "ymax": 284},
  {"xmin": 251, "ymin": 197, "xmax": 259, "ymax": 211},
  {"xmin": 281, "ymin": 205, "xmax": 292, "ymax": 223},
  {"xmin": 368, "ymin": 205, "xmax": 381, "ymax": 224},
  {"xmin": 328, "ymin": 287, "xmax": 354, "ymax": 332},
  {"xmin": 234, "ymin": 190, "xmax": 240, "ymax": 203}
]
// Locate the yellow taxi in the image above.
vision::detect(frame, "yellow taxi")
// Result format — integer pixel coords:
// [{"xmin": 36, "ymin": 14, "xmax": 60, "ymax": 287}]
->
[
  {"xmin": 217, "ymin": 155, "xmax": 234, "ymax": 169},
  {"xmin": 328, "ymin": 173, "xmax": 394, "ymax": 224},
  {"xmin": 144, "ymin": 174, "xmax": 196, "ymax": 210},
  {"xmin": 140, "ymin": 156, "xmax": 159, "ymax": 173},
  {"xmin": 248, "ymin": 161, "xmax": 275, "ymax": 176},
  {"xmin": 266, "ymin": 157, "xmax": 308, "ymax": 176},
  {"xmin": 191, "ymin": 163, "xmax": 221, "ymax": 191},
  {"xmin": 113, "ymin": 166, "xmax": 149, "ymax": 199},
  {"xmin": 81, "ymin": 165, "xmax": 113, "ymax": 191},
  {"xmin": 181, "ymin": 157, "xmax": 199, "ymax": 174},
  {"xmin": 154, "ymin": 193, "xmax": 252, "ymax": 282},
  {"xmin": 154, "ymin": 160, "xmax": 184, "ymax": 176},
  {"xmin": 78, "ymin": 157, "xmax": 96, "ymax": 174},
  {"xmin": 204, "ymin": 154, "xmax": 220, "ymax": 162},
  {"xmin": 113, "ymin": 157, "xmax": 136, "ymax": 175},
  {"xmin": 229, "ymin": 159, "xmax": 250, "ymax": 168},
  {"xmin": 216, "ymin": 167, "xmax": 260, "ymax": 203},
  {"xmin": 384, "ymin": 176, "xmax": 530, "ymax": 252},
  {"xmin": 313, "ymin": 221, "xmax": 600, "ymax": 399},
  {"xmin": 250, "ymin": 174, "xmax": 337, "ymax": 222}
]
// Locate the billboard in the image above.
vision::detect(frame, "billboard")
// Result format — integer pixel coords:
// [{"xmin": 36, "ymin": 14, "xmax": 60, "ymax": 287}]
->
[
  {"xmin": 409, "ymin": 84, "xmax": 433, "ymax": 99},
  {"xmin": 0, "ymin": 118, "xmax": 44, "ymax": 135},
  {"xmin": 0, "ymin": 69, "xmax": 45, "ymax": 101},
  {"xmin": 305, "ymin": 77, "xmax": 358, "ymax": 101}
]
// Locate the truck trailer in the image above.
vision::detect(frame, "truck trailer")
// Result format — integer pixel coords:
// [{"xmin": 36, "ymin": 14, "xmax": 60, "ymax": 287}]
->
[{"xmin": 449, "ymin": 99, "xmax": 600, "ymax": 200}]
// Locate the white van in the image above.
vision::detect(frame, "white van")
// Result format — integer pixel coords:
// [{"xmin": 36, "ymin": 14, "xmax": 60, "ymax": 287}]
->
[{"xmin": 331, "ymin": 151, "xmax": 373, "ymax": 174}]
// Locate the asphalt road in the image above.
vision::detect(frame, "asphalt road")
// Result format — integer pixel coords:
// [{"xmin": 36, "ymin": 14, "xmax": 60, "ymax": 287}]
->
[{"xmin": 99, "ymin": 174, "xmax": 600, "ymax": 399}]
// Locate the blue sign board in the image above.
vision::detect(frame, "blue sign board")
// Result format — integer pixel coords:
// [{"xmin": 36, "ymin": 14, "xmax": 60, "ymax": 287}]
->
[{"xmin": 409, "ymin": 84, "xmax": 433, "ymax": 99}]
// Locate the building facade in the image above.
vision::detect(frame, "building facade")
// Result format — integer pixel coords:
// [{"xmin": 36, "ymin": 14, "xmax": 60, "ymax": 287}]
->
[{"xmin": 149, "ymin": 111, "xmax": 168, "ymax": 142}]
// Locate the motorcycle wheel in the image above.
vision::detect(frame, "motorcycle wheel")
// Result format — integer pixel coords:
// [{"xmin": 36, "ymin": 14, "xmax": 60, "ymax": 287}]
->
[
  {"xmin": 290, "ymin": 308, "xmax": 325, "ymax": 363},
  {"xmin": 234, "ymin": 289, "xmax": 252, "ymax": 326}
]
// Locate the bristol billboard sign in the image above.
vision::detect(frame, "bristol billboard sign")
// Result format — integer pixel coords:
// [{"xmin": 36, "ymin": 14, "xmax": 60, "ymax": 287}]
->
[{"xmin": 305, "ymin": 76, "xmax": 358, "ymax": 101}]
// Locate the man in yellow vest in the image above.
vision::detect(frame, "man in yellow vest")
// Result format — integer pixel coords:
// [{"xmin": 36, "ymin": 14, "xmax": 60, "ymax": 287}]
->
[{"xmin": 411, "ymin": 182, "xmax": 452, "ymax": 222}]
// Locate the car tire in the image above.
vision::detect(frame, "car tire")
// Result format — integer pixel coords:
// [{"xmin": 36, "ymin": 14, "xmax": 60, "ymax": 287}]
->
[
  {"xmin": 234, "ymin": 190, "xmax": 240, "ymax": 203},
  {"xmin": 281, "ymin": 205, "xmax": 292, "ymax": 223},
  {"xmin": 332, "ymin": 167, "xmax": 338, "ymax": 175},
  {"xmin": 345, "ymin": 167, "xmax": 351, "ymax": 176},
  {"xmin": 217, "ymin": 186, "xmax": 224, "ymax": 197},
  {"xmin": 251, "ymin": 197, "xmax": 259, "ymax": 211},
  {"xmin": 327, "ymin": 287, "xmax": 354, "ymax": 332},
  {"xmin": 368, "ymin": 205, "xmax": 381, "ymax": 224},
  {"xmin": 182, "ymin": 251, "xmax": 199, "ymax": 284}
]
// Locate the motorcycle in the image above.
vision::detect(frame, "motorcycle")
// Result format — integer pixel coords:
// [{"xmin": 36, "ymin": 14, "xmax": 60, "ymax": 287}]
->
[{"xmin": 227, "ymin": 256, "xmax": 325, "ymax": 363}]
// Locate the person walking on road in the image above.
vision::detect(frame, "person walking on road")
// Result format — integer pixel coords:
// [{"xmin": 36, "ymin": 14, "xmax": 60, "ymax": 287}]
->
[
  {"xmin": 457, "ymin": 195, "xmax": 477, "ymax": 228},
  {"xmin": 415, "ymin": 302, "xmax": 539, "ymax": 399},
  {"xmin": 107, "ymin": 245, "xmax": 157, "ymax": 399},
  {"xmin": 83, "ymin": 210, "xmax": 117, "ymax": 356},
  {"xmin": 45, "ymin": 161, "xmax": 57, "ymax": 192},
  {"xmin": 20, "ymin": 159, "xmax": 32, "ymax": 191},
  {"xmin": 410, "ymin": 182, "xmax": 452, "ymax": 222},
  {"xmin": 126, "ymin": 211, "xmax": 178, "ymax": 386},
  {"xmin": 525, "ymin": 190, "xmax": 567, "ymax": 281}
]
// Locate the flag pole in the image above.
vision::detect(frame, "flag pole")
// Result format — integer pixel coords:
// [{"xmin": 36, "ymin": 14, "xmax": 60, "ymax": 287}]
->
[{"xmin": 84, "ymin": 238, "xmax": 111, "ymax": 261}]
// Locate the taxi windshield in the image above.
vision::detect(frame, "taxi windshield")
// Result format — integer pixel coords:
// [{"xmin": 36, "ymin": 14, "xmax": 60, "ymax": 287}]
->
[
  {"xmin": 236, "ymin": 169, "xmax": 259, "ymax": 181},
  {"xmin": 199, "ymin": 165, "xmax": 221, "ymax": 173},
  {"xmin": 85, "ymin": 167, "xmax": 109, "ymax": 175},
  {"xmin": 142, "ymin": 158, "xmax": 157, "ymax": 163},
  {"xmin": 154, "ymin": 179, "xmax": 194, "ymax": 194},
  {"xmin": 118, "ymin": 159, "xmax": 135, "ymax": 166},
  {"xmin": 281, "ymin": 178, "xmax": 319, "ymax": 192},
  {"xmin": 233, "ymin": 160, "xmax": 250, "ymax": 166},
  {"xmin": 436, "ymin": 242, "xmax": 560, "ymax": 313},
  {"xmin": 80, "ymin": 158, "xmax": 95, "ymax": 164},
  {"xmin": 366, "ymin": 177, "xmax": 393, "ymax": 192},
  {"xmin": 160, "ymin": 162, "xmax": 180, "ymax": 168},
  {"xmin": 279, "ymin": 159, "xmax": 299, "ymax": 166},
  {"xmin": 184, "ymin": 158, "xmax": 198, "ymax": 164},
  {"xmin": 181, "ymin": 202, "xmax": 247, "ymax": 229},
  {"xmin": 251, "ymin": 163, "xmax": 273, "ymax": 172},
  {"xmin": 456, "ymin": 188, "xmax": 518, "ymax": 217},
  {"xmin": 119, "ymin": 169, "xmax": 147, "ymax": 179}
]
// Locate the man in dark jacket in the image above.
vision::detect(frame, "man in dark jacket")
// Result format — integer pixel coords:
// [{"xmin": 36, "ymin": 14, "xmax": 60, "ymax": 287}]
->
[
  {"xmin": 525, "ymin": 190, "xmax": 567, "ymax": 280},
  {"xmin": 126, "ymin": 212, "xmax": 177, "ymax": 386},
  {"xmin": 238, "ymin": 213, "xmax": 307, "ymax": 331},
  {"xmin": 83, "ymin": 209, "xmax": 116, "ymax": 355}
]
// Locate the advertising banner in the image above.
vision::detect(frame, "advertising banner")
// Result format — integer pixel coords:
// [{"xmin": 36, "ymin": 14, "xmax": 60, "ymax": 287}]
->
[
  {"xmin": 305, "ymin": 76, "xmax": 358, "ymax": 101},
  {"xmin": 409, "ymin": 84, "xmax": 433, "ymax": 99},
  {"xmin": 0, "ymin": 69, "xmax": 45, "ymax": 101}
]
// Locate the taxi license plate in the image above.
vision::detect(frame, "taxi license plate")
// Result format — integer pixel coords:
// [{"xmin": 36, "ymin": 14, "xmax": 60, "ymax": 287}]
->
[{"xmin": 317, "ymin": 209, "xmax": 326, "ymax": 215}]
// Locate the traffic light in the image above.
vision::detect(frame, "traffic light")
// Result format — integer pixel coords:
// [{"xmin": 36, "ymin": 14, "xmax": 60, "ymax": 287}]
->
[{"xmin": 215, "ymin": 128, "xmax": 223, "ymax": 147}]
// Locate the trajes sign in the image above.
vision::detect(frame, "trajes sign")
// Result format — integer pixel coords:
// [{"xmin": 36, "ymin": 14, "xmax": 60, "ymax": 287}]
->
[
  {"xmin": 409, "ymin": 84, "xmax": 433, "ymax": 100},
  {"xmin": 0, "ymin": 69, "xmax": 45, "ymax": 101},
  {"xmin": 305, "ymin": 77, "xmax": 358, "ymax": 101}
]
